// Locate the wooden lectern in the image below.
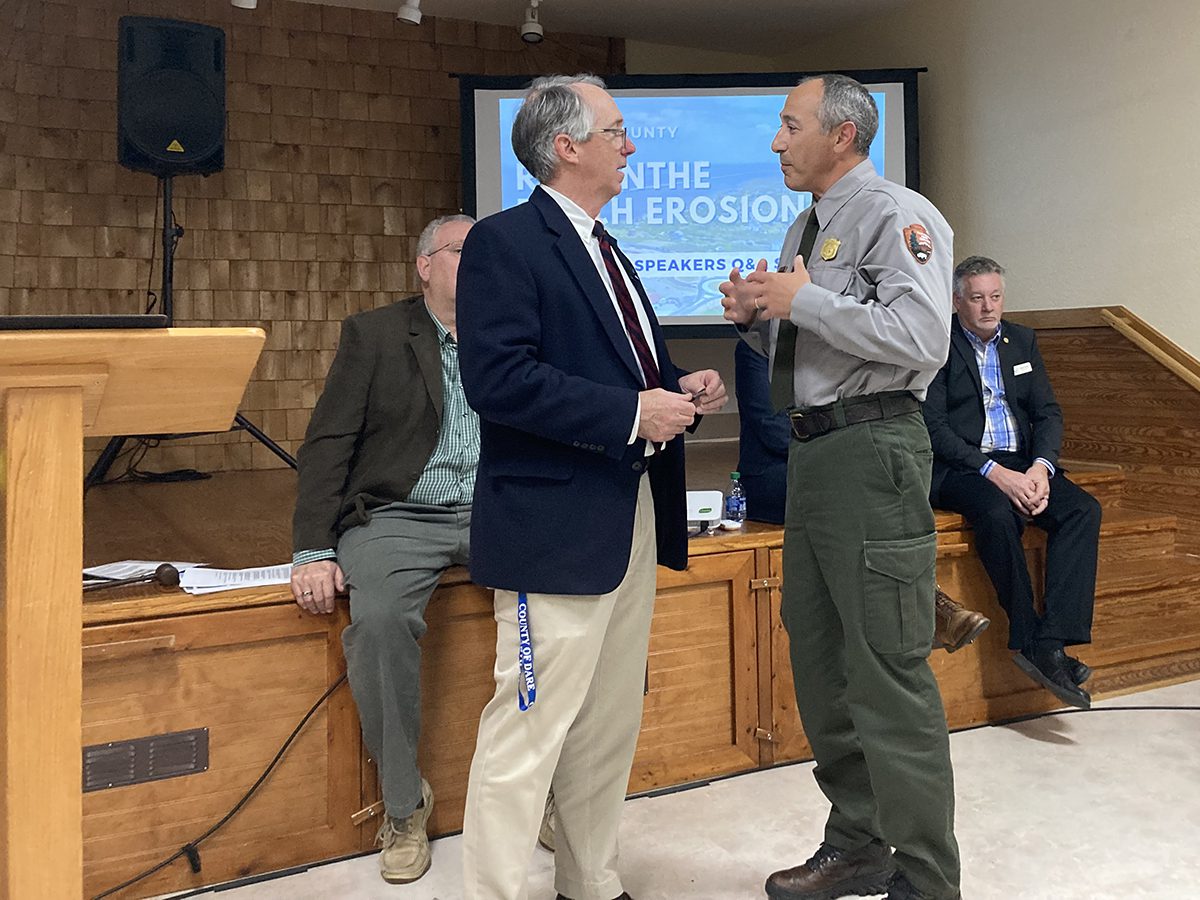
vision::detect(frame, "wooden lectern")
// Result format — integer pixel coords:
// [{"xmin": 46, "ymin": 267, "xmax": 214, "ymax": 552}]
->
[{"xmin": 0, "ymin": 327, "xmax": 265, "ymax": 899}]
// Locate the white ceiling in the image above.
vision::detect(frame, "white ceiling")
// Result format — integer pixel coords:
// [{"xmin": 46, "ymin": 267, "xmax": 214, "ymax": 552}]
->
[{"xmin": 297, "ymin": 0, "xmax": 906, "ymax": 55}]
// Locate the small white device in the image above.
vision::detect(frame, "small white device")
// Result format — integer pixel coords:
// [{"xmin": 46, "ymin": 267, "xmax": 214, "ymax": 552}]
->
[{"xmin": 687, "ymin": 490, "xmax": 725, "ymax": 534}]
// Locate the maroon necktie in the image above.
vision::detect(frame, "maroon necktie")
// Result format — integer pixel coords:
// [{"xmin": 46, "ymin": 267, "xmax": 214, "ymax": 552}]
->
[{"xmin": 593, "ymin": 221, "xmax": 661, "ymax": 389}]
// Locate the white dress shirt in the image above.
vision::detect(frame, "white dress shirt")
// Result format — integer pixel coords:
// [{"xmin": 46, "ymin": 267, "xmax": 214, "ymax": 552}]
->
[{"xmin": 541, "ymin": 185, "xmax": 661, "ymax": 447}]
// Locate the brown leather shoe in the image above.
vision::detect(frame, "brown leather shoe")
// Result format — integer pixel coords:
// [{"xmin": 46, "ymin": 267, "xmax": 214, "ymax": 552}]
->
[
  {"xmin": 765, "ymin": 841, "xmax": 895, "ymax": 900},
  {"xmin": 933, "ymin": 585, "xmax": 990, "ymax": 653}
]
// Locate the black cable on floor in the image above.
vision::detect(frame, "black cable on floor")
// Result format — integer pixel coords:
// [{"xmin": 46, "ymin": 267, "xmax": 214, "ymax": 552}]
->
[{"xmin": 91, "ymin": 672, "xmax": 348, "ymax": 900}]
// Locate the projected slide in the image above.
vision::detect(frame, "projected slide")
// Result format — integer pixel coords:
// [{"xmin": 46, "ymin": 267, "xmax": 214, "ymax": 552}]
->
[{"xmin": 494, "ymin": 93, "xmax": 887, "ymax": 321}]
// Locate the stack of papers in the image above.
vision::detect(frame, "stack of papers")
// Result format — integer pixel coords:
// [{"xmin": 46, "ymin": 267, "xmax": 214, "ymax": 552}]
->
[{"xmin": 179, "ymin": 564, "xmax": 292, "ymax": 595}]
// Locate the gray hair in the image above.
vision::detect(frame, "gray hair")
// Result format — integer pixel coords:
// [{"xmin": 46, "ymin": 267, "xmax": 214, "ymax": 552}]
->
[
  {"xmin": 416, "ymin": 213, "xmax": 475, "ymax": 258},
  {"xmin": 512, "ymin": 74, "xmax": 607, "ymax": 184},
  {"xmin": 953, "ymin": 255, "xmax": 1006, "ymax": 296},
  {"xmin": 798, "ymin": 74, "xmax": 879, "ymax": 156}
]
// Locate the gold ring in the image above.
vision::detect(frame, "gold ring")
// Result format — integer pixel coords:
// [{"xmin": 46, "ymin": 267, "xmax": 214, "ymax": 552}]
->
[{"xmin": 301, "ymin": 590, "xmax": 314, "ymax": 596}]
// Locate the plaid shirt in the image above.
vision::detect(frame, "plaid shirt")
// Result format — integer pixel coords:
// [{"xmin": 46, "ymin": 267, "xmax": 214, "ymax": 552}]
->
[
  {"xmin": 962, "ymin": 322, "xmax": 1054, "ymax": 479},
  {"xmin": 293, "ymin": 308, "xmax": 479, "ymax": 568},
  {"xmin": 407, "ymin": 311, "xmax": 480, "ymax": 506}
]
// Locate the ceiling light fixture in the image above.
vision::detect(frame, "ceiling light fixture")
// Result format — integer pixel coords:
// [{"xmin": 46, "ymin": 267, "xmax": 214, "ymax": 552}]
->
[
  {"xmin": 396, "ymin": 0, "xmax": 422, "ymax": 25},
  {"xmin": 521, "ymin": 0, "xmax": 544, "ymax": 44},
  {"xmin": 230, "ymin": 0, "xmax": 258, "ymax": 9}
]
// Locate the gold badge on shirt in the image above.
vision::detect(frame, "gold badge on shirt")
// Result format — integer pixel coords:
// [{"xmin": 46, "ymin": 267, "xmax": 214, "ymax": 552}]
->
[{"xmin": 819, "ymin": 238, "xmax": 841, "ymax": 261}]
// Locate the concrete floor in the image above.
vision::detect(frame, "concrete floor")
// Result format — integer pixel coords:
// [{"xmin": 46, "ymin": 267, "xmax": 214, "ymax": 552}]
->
[{"xmin": 171, "ymin": 679, "xmax": 1200, "ymax": 900}]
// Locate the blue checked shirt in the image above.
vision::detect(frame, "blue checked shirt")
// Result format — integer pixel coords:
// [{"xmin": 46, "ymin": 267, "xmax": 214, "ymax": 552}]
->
[
  {"xmin": 962, "ymin": 322, "xmax": 1055, "ymax": 480},
  {"xmin": 293, "ymin": 307, "xmax": 479, "ymax": 568}
]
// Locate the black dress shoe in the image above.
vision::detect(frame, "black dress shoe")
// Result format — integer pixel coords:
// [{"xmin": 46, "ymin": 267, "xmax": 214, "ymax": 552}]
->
[
  {"xmin": 765, "ymin": 841, "xmax": 895, "ymax": 900},
  {"xmin": 1065, "ymin": 654, "xmax": 1092, "ymax": 685},
  {"xmin": 884, "ymin": 870, "xmax": 961, "ymax": 899},
  {"xmin": 555, "ymin": 893, "xmax": 632, "ymax": 900},
  {"xmin": 1013, "ymin": 646, "xmax": 1091, "ymax": 709}
]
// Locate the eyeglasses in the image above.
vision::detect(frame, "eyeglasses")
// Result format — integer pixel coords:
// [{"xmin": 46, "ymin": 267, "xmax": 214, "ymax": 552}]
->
[
  {"xmin": 426, "ymin": 241, "xmax": 464, "ymax": 257},
  {"xmin": 589, "ymin": 127, "xmax": 628, "ymax": 145}
]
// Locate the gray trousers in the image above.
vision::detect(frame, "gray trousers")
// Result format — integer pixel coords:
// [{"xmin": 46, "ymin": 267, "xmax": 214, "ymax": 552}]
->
[
  {"xmin": 782, "ymin": 412, "xmax": 960, "ymax": 899},
  {"xmin": 337, "ymin": 501, "xmax": 471, "ymax": 819}
]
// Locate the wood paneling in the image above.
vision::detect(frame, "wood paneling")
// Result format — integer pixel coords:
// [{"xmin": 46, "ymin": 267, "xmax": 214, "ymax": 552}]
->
[
  {"xmin": 1, "ymin": 0, "xmax": 623, "ymax": 474},
  {"xmin": 1, "ymin": 385, "xmax": 85, "ymax": 900},
  {"xmin": 634, "ymin": 550, "xmax": 759, "ymax": 788},
  {"xmin": 81, "ymin": 603, "xmax": 358, "ymax": 899},
  {"xmin": 766, "ymin": 546, "xmax": 812, "ymax": 764},
  {"xmin": 1035, "ymin": 325, "xmax": 1200, "ymax": 557}
]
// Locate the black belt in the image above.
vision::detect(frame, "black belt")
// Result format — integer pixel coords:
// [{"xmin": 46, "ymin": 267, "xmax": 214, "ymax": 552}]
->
[{"xmin": 788, "ymin": 390, "xmax": 919, "ymax": 442}]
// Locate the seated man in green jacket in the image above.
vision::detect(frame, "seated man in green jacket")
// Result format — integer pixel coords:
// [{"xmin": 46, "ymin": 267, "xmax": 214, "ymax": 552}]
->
[{"xmin": 290, "ymin": 214, "xmax": 477, "ymax": 885}]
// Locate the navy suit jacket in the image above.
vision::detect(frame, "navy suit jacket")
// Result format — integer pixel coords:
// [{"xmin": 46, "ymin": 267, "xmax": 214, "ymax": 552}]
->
[
  {"xmin": 923, "ymin": 315, "xmax": 1064, "ymax": 503},
  {"xmin": 457, "ymin": 187, "xmax": 689, "ymax": 594},
  {"xmin": 734, "ymin": 340, "xmax": 790, "ymax": 525}
]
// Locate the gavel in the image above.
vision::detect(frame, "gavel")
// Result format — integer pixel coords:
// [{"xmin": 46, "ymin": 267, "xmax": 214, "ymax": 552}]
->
[{"xmin": 83, "ymin": 563, "xmax": 181, "ymax": 593}]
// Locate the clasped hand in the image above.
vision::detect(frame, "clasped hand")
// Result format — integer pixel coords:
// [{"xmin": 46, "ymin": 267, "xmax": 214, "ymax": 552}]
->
[
  {"xmin": 719, "ymin": 255, "xmax": 812, "ymax": 324},
  {"xmin": 987, "ymin": 464, "xmax": 1050, "ymax": 516}
]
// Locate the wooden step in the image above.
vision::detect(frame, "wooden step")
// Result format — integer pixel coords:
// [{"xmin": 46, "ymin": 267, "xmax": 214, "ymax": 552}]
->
[
  {"xmin": 1096, "ymin": 554, "xmax": 1200, "ymax": 599},
  {"xmin": 1087, "ymin": 555, "xmax": 1200, "ymax": 669},
  {"xmin": 1096, "ymin": 507, "xmax": 1177, "ymax": 562},
  {"xmin": 932, "ymin": 553, "xmax": 1200, "ymax": 724},
  {"xmin": 937, "ymin": 506, "xmax": 1177, "ymax": 562},
  {"xmin": 934, "ymin": 464, "xmax": 1127, "ymax": 535},
  {"xmin": 1060, "ymin": 460, "xmax": 1126, "ymax": 507}
]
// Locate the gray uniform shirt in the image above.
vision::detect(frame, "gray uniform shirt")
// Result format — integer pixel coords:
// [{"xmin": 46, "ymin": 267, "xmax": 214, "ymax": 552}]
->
[{"xmin": 758, "ymin": 159, "xmax": 953, "ymax": 408}]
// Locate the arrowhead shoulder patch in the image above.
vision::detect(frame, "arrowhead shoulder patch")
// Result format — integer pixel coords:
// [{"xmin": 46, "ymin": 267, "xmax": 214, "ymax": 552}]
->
[{"xmin": 902, "ymin": 223, "xmax": 934, "ymax": 264}]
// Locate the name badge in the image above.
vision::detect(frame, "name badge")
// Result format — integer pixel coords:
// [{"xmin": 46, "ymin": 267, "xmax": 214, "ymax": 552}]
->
[{"xmin": 1013, "ymin": 362, "xmax": 1033, "ymax": 376}]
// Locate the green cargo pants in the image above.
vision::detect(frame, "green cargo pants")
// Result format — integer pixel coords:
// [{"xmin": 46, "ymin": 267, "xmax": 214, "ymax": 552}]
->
[{"xmin": 781, "ymin": 410, "xmax": 961, "ymax": 899}]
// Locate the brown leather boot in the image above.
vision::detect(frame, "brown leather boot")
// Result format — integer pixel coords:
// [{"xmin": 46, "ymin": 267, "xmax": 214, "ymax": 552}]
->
[
  {"xmin": 933, "ymin": 585, "xmax": 990, "ymax": 653},
  {"xmin": 765, "ymin": 841, "xmax": 895, "ymax": 900}
]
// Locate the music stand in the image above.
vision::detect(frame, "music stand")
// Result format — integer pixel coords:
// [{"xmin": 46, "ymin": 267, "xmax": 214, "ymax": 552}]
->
[{"xmin": 84, "ymin": 175, "xmax": 296, "ymax": 489}]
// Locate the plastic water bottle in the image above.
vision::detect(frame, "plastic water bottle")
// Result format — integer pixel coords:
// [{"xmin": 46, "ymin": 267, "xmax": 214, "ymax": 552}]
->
[{"xmin": 724, "ymin": 471, "xmax": 747, "ymax": 525}]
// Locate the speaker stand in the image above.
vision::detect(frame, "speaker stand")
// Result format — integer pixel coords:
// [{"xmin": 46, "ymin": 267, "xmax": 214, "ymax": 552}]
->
[{"xmin": 86, "ymin": 176, "xmax": 296, "ymax": 490}]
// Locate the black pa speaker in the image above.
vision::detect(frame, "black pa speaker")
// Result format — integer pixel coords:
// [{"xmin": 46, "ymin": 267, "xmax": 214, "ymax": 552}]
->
[{"xmin": 118, "ymin": 16, "xmax": 226, "ymax": 177}]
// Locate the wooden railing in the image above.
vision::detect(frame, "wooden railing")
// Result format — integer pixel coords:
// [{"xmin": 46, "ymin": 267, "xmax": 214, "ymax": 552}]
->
[
  {"xmin": 1097, "ymin": 307, "xmax": 1200, "ymax": 393},
  {"xmin": 1008, "ymin": 305, "xmax": 1200, "ymax": 558},
  {"xmin": 1009, "ymin": 305, "xmax": 1200, "ymax": 395}
]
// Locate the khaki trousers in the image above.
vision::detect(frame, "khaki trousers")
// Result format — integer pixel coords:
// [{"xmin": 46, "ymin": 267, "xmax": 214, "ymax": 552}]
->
[{"xmin": 462, "ymin": 475, "xmax": 656, "ymax": 900}]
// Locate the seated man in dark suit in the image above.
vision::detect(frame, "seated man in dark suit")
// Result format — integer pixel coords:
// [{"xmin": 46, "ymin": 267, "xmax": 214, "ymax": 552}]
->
[
  {"xmin": 734, "ymin": 338, "xmax": 790, "ymax": 526},
  {"xmin": 289, "ymin": 215, "xmax": 477, "ymax": 885},
  {"xmin": 922, "ymin": 255, "xmax": 1102, "ymax": 709},
  {"xmin": 734, "ymin": 338, "xmax": 989, "ymax": 652}
]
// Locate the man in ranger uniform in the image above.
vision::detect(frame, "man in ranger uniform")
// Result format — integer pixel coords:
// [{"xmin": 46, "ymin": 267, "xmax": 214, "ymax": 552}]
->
[{"xmin": 721, "ymin": 74, "xmax": 961, "ymax": 900}]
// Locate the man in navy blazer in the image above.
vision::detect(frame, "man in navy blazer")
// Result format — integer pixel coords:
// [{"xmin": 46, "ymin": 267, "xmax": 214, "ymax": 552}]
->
[
  {"xmin": 922, "ymin": 256, "xmax": 1101, "ymax": 711},
  {"xmin": 457, "ymin": 75, "xmax": 726, "ymax": 900}
]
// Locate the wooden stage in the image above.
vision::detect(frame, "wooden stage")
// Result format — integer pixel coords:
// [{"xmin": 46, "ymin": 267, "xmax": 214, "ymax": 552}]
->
[{"xmin": 78, "ymin": 447, "xmax": 1200, "ymax": 898}]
